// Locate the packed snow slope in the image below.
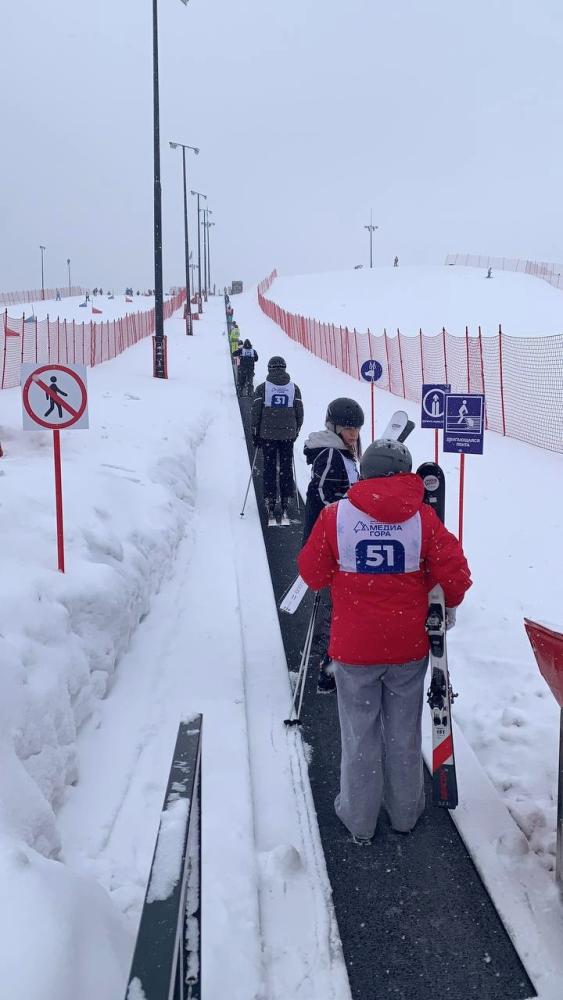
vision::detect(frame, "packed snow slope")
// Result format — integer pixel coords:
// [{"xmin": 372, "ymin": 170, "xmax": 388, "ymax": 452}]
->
[
  {"xmin": 4, "ymin": 292, "xmax": 170, "ymax": 324},
  {"xmin": 269, "ymin": 264, "xmax": 563, "ymax": 337}
]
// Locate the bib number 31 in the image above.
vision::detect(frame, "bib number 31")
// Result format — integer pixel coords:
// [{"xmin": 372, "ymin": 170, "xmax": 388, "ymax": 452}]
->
[{"xmin": 355, "ymin": 540, "xmax": 405, "ymax": 574}]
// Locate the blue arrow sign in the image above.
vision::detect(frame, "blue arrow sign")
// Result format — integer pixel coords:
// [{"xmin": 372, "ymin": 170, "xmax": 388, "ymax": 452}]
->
[
  {"xmin": 361, "ymin": 359, "xmax": 383, "ymax": 382},
  {"xmin": 444, "ymin": 393, "xmax": 485, "ymax": 454},
  {"xmin": 421, "ymin": 383, "xmax": 450, "ymax": 429}
]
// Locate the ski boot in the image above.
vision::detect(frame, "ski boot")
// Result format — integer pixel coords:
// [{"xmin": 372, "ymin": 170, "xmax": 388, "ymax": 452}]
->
[{"xmin": 265, "ymin": 500, "xmax": 277, "ymax": 527}]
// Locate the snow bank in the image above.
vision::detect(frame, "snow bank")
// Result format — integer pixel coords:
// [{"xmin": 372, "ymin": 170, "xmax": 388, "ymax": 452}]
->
[{"xmin": 0, "ymin": 309, "xmax": 212, "ymax": 998}]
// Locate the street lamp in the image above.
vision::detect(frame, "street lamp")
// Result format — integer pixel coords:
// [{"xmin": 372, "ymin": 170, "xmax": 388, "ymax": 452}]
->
[
  {"xmin": 67, "ymin": 258, "xmax": 71, "ymax": 295},
  {"xmin": 170, "ymin": 141, "xmax": 199, "ymax": 335},
  {"xmin": 207, "ymin": 217, "xmax": 215, "ymax": 294},
  {"xmin": 190, "ymin": 190, "xmax": 207, "ymax": 310},
  {"xmin": 152, "ymin": 0, "xmax": 191, "ymax": 378},
  {"xmin": 202, "ymin": 208, "xmax": 212, "ymax": 299},
  {"xmin": 364, "ymin": 211, "xmax": 378, "ymax": 269},
  {"xmin": 40, "ymin": 245, "xmax": 46, "ymax": 299}
]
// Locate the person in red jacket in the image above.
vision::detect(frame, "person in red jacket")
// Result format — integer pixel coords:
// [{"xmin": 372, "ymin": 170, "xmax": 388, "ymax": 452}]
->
[{"xmin": 298, "ymin": 438, "xmax": 471, "ymax": 843}]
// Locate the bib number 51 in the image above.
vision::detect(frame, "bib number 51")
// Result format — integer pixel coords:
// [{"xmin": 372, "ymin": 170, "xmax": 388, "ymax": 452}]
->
[{"xmin": 355, "ymin": 540, "xmax": 405, "ymax": 574}]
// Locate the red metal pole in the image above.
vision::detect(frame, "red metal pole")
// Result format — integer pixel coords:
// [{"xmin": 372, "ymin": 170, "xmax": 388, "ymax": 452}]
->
[
  {"xmin": 53, "ymin": 430, "xmax": 65, "ymax": 573},
  {"xmin": 458, "ymin": 453, "xmax": 465, "ymax": 546},
  {"xmin": 498, "ymin": 325, "xmax": 507, "ymax": 436}
]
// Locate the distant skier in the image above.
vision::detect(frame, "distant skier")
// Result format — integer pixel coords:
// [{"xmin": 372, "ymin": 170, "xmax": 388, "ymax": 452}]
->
[
  {"xmin": 232, "ymin": 339, "xmax": 258, "ymax": 396},
  {"xmin": 298, "ymin": 439, "xmax": 471, "ymax": 844},
  {"xmin": 55, "ymin": 289, "xmax": 61, "ymax": 301},
  {"xmin": 302, "ymin": 397, "xmax": 365, "ymax": 692},
  {"xmin": 251, "ymin": 356, "xmax": 304, "ymax": 524},
  {"xmin": 228, "ymin": 322, "xmax": 240, "ymax": 354},
  {"xmin": 486, "ymin": 266, "xmax": 493, "ymax": 278},
  {"xmin": 393, "ymin": 256, "xmax": 399, "ymax": 268}
]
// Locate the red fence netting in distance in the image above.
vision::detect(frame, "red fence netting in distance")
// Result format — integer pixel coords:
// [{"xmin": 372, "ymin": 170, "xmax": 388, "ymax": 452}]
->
[
  {"xmin": 1, "ymin": 291, "xmax": 186, "ymax": 390},
  {"xmin": 257, "ymin": 271, "xmax": 563, "ymax": 454}
]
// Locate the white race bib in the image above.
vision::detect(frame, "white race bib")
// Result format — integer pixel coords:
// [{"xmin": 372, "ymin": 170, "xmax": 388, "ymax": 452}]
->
[
  {"xmin": 336, "ymin": 498, "xmax": 422, "ymax": 575},
  {"xmin": 265, "ymin": 380, "xmax": 295, "ymax": 409}
]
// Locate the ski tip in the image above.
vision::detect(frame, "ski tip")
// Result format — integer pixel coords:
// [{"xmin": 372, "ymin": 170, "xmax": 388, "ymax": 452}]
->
[{"xmin": 283, "ymin": 718, "xmax": 302, "ymax": 728}]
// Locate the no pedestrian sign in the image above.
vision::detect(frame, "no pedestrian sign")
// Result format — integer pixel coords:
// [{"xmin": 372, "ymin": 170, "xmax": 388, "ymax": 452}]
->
[
  {"xmin": 21, "ymin": 363, "xmax": 89, "ymax": 431},
  {"xmin": 443, "ymin": 393, "xmax": 485, "ymax": 454}
]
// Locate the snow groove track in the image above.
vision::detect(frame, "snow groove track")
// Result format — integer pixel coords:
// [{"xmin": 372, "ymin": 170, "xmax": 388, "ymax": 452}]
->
[{"xmin": 234, "ymin": 382, "xmax": 536, "ymax": 1000}]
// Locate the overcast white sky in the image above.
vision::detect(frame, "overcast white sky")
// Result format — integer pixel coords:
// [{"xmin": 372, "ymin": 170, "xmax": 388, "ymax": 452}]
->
[{"xmin": 2, "ymin": 0, "xmax": 563, "ymax": 292}]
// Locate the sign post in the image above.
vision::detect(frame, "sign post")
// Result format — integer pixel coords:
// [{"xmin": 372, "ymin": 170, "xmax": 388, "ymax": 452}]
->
[
  {"xmin": 443, "ymin": 392, "xmax": 485, "ymax": 546},
  {"xmin": 524, "ymin": 619, "xmax": 563, "ymax": 894},
  {"xmin": 360, "ymin": 359, "xmax": 383, "ymax": 441},
  {"xmin": 421, "ymin": 383, "xmax": 450, "ymax": 463},
  {"xmin": 21, "ymin": 363, "xmax": 89, "ymax": 572}
]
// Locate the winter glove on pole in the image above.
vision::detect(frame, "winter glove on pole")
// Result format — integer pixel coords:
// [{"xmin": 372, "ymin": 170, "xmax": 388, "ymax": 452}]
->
[{"xmin": 445, "ymin": 607, "xmax": 457, "ymax": 631}]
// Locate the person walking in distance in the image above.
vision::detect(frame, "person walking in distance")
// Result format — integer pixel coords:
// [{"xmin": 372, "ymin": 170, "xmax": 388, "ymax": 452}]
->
[
  {"xmin": 302, "ymin": 397, "xmax": 365, "ymax": 692},
  {"xmin": 298, "ymin": 438, "xmax": 471, "ymax": 843},
  {"xmin": 251, "ymin": 356, "xmax": 304, "ymax": 524},
  {"xmin": 232, "ymin": 339, "xmax": 258, "ymax": 396}
]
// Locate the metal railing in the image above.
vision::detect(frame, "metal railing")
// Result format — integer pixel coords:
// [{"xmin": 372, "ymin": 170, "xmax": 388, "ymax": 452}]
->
[{"xmin": 125, "ymin": 716, "xmax": 202, "ymax": 1000}]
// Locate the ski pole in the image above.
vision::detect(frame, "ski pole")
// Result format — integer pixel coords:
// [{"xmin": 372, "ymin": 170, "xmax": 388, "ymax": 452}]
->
[
  {"xmin": 292, "ymin": 454, "xmax": 300, "ymax": 512},
  {"xmin": 284, "ymin": 592, "xmax": 321, "ymax": 727},
  {"xmin": 240, "ymin": 447, "xmax": 259, "ymax": 517}
]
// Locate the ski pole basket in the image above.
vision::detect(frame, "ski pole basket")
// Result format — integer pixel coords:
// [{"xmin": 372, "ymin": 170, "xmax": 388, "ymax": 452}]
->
[{"xmin": 124, "ymin": 716, "xmax": 203, "ymax": 999}]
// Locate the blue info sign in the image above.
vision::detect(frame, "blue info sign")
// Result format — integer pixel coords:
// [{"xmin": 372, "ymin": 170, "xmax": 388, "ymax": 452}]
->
[
  {"xmin": 361, "ymin": 359, "xmax": 383, "ymax": 382},
  {"xmin": 444, "ymin": 393, "xmax": 485, "ymax": 454},
  {"xmin": 421, "ymin": 384, "xmax": 450, "ymax": 429}
]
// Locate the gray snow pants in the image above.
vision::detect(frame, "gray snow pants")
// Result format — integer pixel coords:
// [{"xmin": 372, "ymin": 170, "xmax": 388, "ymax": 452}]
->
[{"xmin": 333, "ymin": 657, "xmax": 428, "ymax": 838}]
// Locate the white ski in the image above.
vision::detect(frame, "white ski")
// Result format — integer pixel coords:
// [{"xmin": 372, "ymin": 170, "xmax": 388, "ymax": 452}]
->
[
  {"xmin": 280, "ymin": 574, "xmax": 308, "ymax": 614},
  {"xmin": 381, "ymin": 410, "xmax": 408, "ymax": 440}
]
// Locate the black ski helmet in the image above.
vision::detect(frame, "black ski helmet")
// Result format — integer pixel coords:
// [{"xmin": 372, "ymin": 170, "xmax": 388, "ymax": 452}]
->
[
  {"xmin": 267, "ymin": 356, "xmax": 286, "ymax": 370},
  {"xmin": 325, "ymin": 397, "xmax": 364, "ymax": 430},
  {"xmin": 243, "ymin": 339, "xmax": 252, "ymax": 348},
  {"xmin": 360, "ymin": 439, "xmax": 412, "ymax": 479}
]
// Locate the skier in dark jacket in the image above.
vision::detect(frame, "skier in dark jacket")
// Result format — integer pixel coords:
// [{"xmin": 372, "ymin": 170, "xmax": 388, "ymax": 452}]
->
[
  {"xmin": 302, "ymin": 397, "xmax": 365, "ymax": 692},
  {"xmin": 251, "ymin": 356, "xmax": 304, "ymax": 522},
  {"xmin": 232, "ymin": 339, "xmax": 258, "ymax": 396}
]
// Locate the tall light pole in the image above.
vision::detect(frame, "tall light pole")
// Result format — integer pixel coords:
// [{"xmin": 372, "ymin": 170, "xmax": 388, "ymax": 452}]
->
[
  {"xmin": 67, "ymin": 258, "xmax": 71, "ymax": 295},
  {"xmin": 202, "ymin": 207, "xmax": 208, "ymax": 300},
  {"xmin": 152, "ymin": 0, "xmax": 190, "ymax": 378},
  {"xmin": 207, "ymin": 217, "xmax": 215, "ymax": 294},
  {"xmin": 364, "ymin": 210, "xmax": 378, "ymax": 269},
  {"xmin": 191, "ymin": 190, "xmax": 206, "ymax": 310},
  {"xmin": 40, "ymin": 245, "xmax": 46, "ymax": 299},
  {"xmin": 170, "ymin": 141, "xmax": 199, "ymax": 335}
]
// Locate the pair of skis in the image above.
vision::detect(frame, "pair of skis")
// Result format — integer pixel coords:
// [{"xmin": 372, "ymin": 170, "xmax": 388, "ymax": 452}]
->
[
  {"xmin": 279, "ymin": 409, "xmax": 414, "ymax": 614},
  {"xmin": 418, "ymin": 461, "xmax": 458, "ymax": 809}
]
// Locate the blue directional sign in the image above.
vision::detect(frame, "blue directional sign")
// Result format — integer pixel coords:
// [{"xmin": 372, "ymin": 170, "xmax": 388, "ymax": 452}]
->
[
  {"xmin": 361, "ymin": 359, "xmax": 383, "ymax": 382},
  {"xmin": 421, "ymin": 384, "xmax": 451, "ymax": 429},
  {"xmin": 444, "ymin": 393, "xmax": 485, "ymax": 454}
]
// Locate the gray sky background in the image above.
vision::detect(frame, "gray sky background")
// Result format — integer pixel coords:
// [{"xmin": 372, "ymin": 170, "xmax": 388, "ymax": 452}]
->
[{"xmin": 2, "ymin": 0, "xmax": 563, "ymax": 292}]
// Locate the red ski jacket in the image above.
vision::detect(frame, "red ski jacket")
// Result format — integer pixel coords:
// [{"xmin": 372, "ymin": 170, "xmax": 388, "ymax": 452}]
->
[{"xmin": 297, "ymin": 473, "xmax": 472, "ymax": 666}]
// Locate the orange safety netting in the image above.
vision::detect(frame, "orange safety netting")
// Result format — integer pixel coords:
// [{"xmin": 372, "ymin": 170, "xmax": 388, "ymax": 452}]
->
[
  {"xmin": 258, "ymin": 271, "xmax": 563, "ymax": 454},
  {"xmin": 1, "ymin": 291, "xmax": 186, "ymax": 389},
  {"xmin": 0, "ymin": 287, "xmax": 87, "ymax": 306}
]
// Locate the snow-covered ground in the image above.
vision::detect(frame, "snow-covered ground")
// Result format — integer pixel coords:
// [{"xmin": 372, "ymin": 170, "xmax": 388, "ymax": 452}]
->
[
  {"xmin": 269, "ymin": 264, "xmax": 563, "ymax": 337},
  {"xmin": 1, "ymin": 275, "xmax": 563, "ymax": 1000},
  {"xmin": 4, "ymin": 292, "xmax": 168, "ymax": 324}
]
